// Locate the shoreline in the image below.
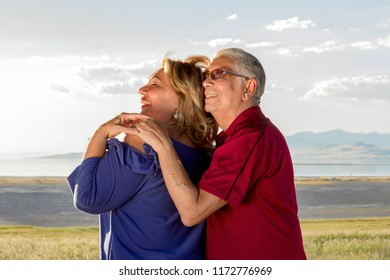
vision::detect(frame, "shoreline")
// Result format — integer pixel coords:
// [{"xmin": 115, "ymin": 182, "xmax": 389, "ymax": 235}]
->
[
  {"xmin": 294, "ymin": 176, "xmax": 390, "ymax": 185},
  {"xmin": 1, "ymin": 175, "xmax": 390, "ymax": 186},
  {"xmin": 0, "ymin": 176, "xmax": 68, "ymax": 185}
]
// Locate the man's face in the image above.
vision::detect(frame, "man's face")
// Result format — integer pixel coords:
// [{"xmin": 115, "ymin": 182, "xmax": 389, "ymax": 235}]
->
[{"xmin": 203, "ymin": 56, "xmax": 246, "ymax": 117}]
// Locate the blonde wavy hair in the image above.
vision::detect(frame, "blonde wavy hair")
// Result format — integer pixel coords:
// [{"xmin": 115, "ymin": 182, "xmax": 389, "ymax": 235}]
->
[{"xmin": 162, "ymin": 55, "xmax": 218, "ymax": 151}]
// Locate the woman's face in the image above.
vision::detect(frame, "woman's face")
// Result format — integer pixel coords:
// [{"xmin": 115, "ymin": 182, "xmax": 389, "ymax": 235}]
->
[{"xmin": 138, "ymin": 69, "xmax": 179, "ymax": 123}]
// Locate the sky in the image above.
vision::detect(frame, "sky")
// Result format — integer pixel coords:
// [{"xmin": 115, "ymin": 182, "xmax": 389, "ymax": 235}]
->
[{"xmin": 1, "ymin": 0, "xmax": 389, "ymax": 156}]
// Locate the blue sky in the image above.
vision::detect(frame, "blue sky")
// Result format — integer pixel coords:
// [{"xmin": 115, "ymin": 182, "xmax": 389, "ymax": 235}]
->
[{"xmin": 1, "ymin": 0, "xmax": 389, "ymax": 155}]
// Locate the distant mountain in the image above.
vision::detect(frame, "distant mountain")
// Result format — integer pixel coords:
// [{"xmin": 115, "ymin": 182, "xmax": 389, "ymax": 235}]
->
[
  {"xmin": 285, "ymin": 129, "xmax": 390, "ymax": 148},
  {"xmin": 291, "ymin": 143, "xmax": 390, "ymax": 164},
  {"xmin": 286, "ymin": 130, "xmax": 390, "ymax": 164},
  {"xmin": 39, "ymin": 153, "xmax": 83, "ymax": 159},
  {"xmin": 37, "ymin": 130, "xmax": 390, "ymax": 164}
]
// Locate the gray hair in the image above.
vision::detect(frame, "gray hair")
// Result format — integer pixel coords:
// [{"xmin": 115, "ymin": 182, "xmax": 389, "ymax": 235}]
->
[{"xmin": 215, "ymin": 48, "xmax": 266, "ymax": 105}]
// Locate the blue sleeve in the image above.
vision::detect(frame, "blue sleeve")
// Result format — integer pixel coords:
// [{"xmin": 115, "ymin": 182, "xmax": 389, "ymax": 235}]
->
[{"xmin": 67, "ymin": 138, "xmax": 159, "ymax": 214}]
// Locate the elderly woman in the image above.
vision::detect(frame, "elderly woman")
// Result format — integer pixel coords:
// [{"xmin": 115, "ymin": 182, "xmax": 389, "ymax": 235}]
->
[{"xmin": 68, "ymin": 55, "xmax": 217, "ymax": 260}]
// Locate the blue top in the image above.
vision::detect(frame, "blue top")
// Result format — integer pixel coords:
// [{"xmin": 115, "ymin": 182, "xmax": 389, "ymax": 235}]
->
[{"xmin": 68, "ymin": 138, "xmax": 210, "ymax": 260}]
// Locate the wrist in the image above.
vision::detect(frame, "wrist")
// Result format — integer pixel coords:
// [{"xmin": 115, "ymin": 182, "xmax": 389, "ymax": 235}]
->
[
  {"xmin": 156, "ymin": 137, "xmax": 174, "ymax": 156},
  {"xmin": 83, "ymin": 128, "xmax": 109, "ymax": 160},
  {"xmin": 95, "ymin": 126, "xmax": 109, "ymax": 140}
]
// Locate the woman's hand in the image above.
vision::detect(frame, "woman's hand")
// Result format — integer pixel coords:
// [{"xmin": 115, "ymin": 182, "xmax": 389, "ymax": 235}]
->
[
  {"xmin": 131, "ymin": 118, "xmax": 171, "ymax": 154},
  {"xmin": 83, "ymin": 113, "xmax": 149, "ymax": 160},
  {"xmin": 97, "ymin": 113, "xmax": 150, "ymax": 139}
]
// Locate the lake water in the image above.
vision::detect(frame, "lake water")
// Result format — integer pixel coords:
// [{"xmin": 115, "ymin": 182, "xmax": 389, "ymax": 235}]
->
[
  {"xmin": 0, "ymin": 158, "xmax": 82, "ymax": 177},
  {"xmin": 0, "ymin": 157, "xmax": 389, "ymax": 177}
]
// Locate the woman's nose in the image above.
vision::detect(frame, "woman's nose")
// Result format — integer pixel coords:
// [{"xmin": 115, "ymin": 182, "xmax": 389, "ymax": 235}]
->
[{"xmin": 138, "ymin": 85, "xmax": 147, "ymax": 94}]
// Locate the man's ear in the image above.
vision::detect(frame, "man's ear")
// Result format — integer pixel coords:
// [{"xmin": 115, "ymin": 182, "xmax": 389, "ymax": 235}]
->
[{"xmin": 242, "ymin": 79, "xmax": 257, "ymax": 101}]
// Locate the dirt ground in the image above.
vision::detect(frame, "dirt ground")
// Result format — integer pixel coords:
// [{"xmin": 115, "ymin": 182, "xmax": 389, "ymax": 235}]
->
[{"xmin": 0, "ymin": 176, "xmax": 389, "ymax": 226}]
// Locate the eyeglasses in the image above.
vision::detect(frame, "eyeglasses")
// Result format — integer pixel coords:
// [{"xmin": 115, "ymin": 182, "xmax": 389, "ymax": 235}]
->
[{"xmin": 204, "ymin": 68, "xmax": 252, "ymax": 80}]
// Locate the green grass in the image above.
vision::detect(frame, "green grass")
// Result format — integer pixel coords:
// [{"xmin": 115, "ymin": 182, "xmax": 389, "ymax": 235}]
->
[{"xmin": 1, "ymin": 217, "xmax": 390, "ymax": 259}]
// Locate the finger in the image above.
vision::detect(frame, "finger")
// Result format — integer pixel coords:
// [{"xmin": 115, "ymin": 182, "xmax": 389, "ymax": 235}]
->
[
  {"xmin": 136, "ymin": 123, "xmax": 168, "ymax": 145},
  {"xmin": 134, "ymin": 122, "xmax": 160, "ymax": 137},
  {"xmin": 141, "ymin": 119, "xmax": 169, "ymax": 137},
  {"xmin": 118, "ymin": 113, "xmax": 149, "ymax": 128},
  {"xmin": 121, "ymin": 126, "xmax": 140, "ymax": 136},
  {"xmin": 117, "ymin": 113, "xmax": 150, "ymax": 123},
  {"xmin": 135, "ymin": 120, "xmax": 158, "ymax": 132}
]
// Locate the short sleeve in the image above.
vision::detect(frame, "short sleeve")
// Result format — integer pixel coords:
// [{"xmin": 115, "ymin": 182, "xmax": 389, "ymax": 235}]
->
[{"xmin": 199, "ymin": 130, "xmax": 267, "ymax": 208}]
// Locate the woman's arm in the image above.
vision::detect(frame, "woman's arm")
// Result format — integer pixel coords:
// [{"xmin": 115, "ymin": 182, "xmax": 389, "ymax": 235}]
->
[
  {"xmin": 83, "ymin": 114, "xmax": 148, "ymax": 160},
  {"xmin": 68, "ymin": 113, "xmax": 151, "ymax": 214}
]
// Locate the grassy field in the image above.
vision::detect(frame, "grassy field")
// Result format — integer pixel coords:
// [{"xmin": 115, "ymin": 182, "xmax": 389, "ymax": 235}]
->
[
  {"xmin": 301, "ymin": 217, "xmax": 390, "ymax": 259},
  {"xmin": 0, "ymin": 226, "xmax": 99, "ymax": 260},
  {"xmin": 1, "ymin": 217, "xmax": 389, "ymax": 260}
]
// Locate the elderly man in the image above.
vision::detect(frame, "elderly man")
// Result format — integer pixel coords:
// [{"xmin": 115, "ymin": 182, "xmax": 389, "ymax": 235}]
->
[{"xmin": 132, "ymin": 48, "xmax": 306, "ymax": 260}]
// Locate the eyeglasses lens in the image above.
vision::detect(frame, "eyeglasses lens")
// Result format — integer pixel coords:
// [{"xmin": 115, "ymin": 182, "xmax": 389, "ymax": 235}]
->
[
  {"xmin": 211, "ymin": 69, "xmax": 224, "ymax": 80},
  {"xmin": 204, "ymin": 69, "xmax": 224, "ymax": 80}
]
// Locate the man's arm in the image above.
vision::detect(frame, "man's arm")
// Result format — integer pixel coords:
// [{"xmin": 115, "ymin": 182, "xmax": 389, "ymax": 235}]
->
[{"xmin": 134, "ymin": 118, "xmax": 227, "ymax": 226}]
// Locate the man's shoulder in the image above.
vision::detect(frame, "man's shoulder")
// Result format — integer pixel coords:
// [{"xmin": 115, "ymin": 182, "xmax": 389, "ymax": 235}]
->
[{"xmin": 232, "ymin": 113, "xmax": 266, "ymax": 136}]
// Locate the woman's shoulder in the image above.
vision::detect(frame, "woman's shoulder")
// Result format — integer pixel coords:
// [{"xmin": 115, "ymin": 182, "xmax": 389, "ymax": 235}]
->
[
  {"xmin": 107, "ymin": 138, "xmax": 158, "ymax": 170},
  {"xmin": 123, "ymin": 134, "xmax": 147, "ymax": 154}
]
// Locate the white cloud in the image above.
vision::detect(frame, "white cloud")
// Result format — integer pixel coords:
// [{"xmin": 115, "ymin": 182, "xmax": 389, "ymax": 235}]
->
[
  {"xmin": 303, "ymin": 41, "xmax": 345, "ymax": 53},
  {"xmin": 351, "ymin": 41, "xmax": 378, "ymax": 50},
  {"xmin": 377, "ymin": 18, "xmax": 390, "ymax": 27},
  {"xmin": 207, "ymin": 38, "xmax": 243, "ymax": 48},
  {"xmin": 78, "ymin": 60, "xmax": 158, "ymax": 82},
  {"xmin": 48, "ymin": 57, "xmax": 159, "ymax": 96},
  {"xmin": 303, "ymin": 75, "xmax": 390, "ymax": 102},
  {"xmin": 227, "ymin": 14, "xmax": 238, "ymax": 21},
  {"xmin": 267, "ymin": 79, "xmax": 295, "ymax": 93},
  {"xmin": 99, "ymin": 80, "xmax": 144, "ymax": 95},
  {"xmin": 0, "ymin": 54, "xmax": 154, "ymax": 154},
  {"xmin": 245, "ymin": 41, "xmax": 277, "ymax": 48},
  {"xmin": 348, "ymin": 35, "xmax": 390, "ymax": 50},
  {"xmin": 348, "ymin": 27, "xmax": 360, "ymax": 32},
  {"xmin": 274, "ymin": 47, "xmax": 293, "ymax": 56},
  {"xmin": 186, "ymin": 39, "xmax": 208, "ymax": 46},
  {"xmin": 377, "ymin": 35, "xmax": 390, "ymax": 47},
  {"xmin": 187, "ymin": 38, "xmax": 243, "ymax": 48},
  {"xmin": 79, "ymin": 63, "xmax": 132, "ymax": 82},
  {"xmin": 50, "ymin": 84, "xmax": 71, "ymax": 94},
  {"xmin": 265, "ymin": 16, "xmax": 316, "ymax": 31}
]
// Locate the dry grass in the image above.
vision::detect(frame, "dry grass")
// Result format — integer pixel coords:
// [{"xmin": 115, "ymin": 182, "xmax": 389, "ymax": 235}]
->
[
  {"xmin": 0, "ymin": 226, "xmax": 99, "ymax": 260},
  {"xmin": 301, "ymin": 217, "xmax": 390, "ymax": 259},
  {"xmin": 1, "ymin": 217, "xmax": 390, "ymax": 260}
]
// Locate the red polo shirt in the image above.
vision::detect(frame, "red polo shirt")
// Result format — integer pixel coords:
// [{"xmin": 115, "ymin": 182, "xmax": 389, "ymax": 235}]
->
[{"xmin": 199, "ymin": 106, "xmax": 306, "ymax": 260}]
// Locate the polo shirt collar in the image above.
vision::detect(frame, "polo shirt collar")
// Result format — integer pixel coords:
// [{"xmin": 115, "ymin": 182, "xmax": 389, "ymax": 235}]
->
[{"xmin": 216, "ymin": 106, "xmax": 264, "ymax": 146}]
